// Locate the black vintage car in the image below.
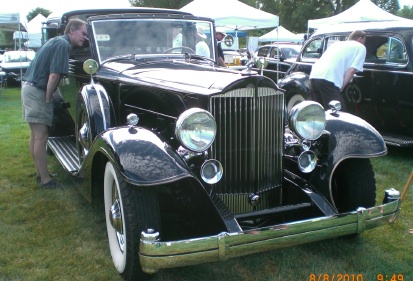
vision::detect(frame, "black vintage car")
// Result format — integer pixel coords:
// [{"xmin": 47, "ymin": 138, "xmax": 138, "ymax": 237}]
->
[
  {"xmin": 44, "ymin": 9, "xmax": 401, "ymax": 281},
  {"xmin": 255, "ymin": 43, "xmax": 301, "ymax": 74},
  {"xmin": 278, "ymin": 21, "xmax": 413, "ymax": 147}
]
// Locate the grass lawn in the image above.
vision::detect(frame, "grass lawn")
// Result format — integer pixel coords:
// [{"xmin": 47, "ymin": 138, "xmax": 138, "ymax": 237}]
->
[{"xmin": 0, "ymin": 86, "xmax": 412, "ymax": 281}]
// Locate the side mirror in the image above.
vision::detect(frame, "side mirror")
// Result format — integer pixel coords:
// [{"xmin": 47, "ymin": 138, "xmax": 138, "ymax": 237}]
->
[
  {"xmin": 83, "ymin": 59, "xmax": 98, "ymax": 75},
  {"xmin": 83, "ymin": 59, "xmax": 98, "ymax": 85}
]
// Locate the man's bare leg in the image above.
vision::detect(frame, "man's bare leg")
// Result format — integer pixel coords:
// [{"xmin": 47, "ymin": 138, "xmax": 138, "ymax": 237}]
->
[
  {"xmin": 29, "ymin": 124, "xmax": 40, "ymax": 178},
  {"xmin": 28, "ymin": 123, "xmax": 52, "ymax": 184}
]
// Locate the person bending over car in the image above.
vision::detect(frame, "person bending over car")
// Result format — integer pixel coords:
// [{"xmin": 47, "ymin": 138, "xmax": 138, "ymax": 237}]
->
[
  {"xmin": 309, "ymin": 30, "xmax": 366, "ymax": 111},
  {"xmin": 21, "ymin": 18, "xmax": 87, "ymax": 188}
]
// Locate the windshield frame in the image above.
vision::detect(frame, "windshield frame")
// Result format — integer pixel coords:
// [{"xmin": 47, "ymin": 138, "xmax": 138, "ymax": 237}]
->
[{"xmin": 89, "ymin": 16, "xmax": 217, "ymax": 64}]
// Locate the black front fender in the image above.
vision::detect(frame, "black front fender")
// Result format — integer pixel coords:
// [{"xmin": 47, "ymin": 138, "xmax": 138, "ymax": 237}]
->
[
  {"xmin": 307, "ymin": 110, "xmax": 386, "ymax": 200},
  {"xmin": 278, "ymin": 71, "xmax": 310, "ymax": 101},
  {"xmin": 324, "ymin": 110, "xmax": 387, "ymax": 162},
  {"xmin": 94, "ymin": 126, "xmax": 195, "ymax": 186},
  {"xmin": 77, "ymin": 83, "xmax": 115, "ymax": 139}
]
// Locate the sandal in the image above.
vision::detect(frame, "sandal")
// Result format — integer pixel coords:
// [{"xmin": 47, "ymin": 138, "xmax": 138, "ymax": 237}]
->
[
  {"xmin": 36, "ymin": 173, "xmax": 58, "ymax": 183},
  {"xmin": 40, "ymin": 178, "xmax": 61, "ymax": 189}
]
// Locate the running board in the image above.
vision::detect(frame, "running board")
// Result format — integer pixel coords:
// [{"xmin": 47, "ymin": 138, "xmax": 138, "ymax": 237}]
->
[
  {"xmin": 382, "ymin": 133, "xmax": 413, "ymax": 147},
  {"xmin": 47, "ymin": 135, "xmax": 80, "ymax": 173}
]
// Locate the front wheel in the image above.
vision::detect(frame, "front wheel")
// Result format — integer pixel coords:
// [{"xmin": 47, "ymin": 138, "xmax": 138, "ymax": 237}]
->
[
  {"xmin": 104, "ymin": 161, "xmax": 161, "ymax": 281},
  {"xmin": 331, "ymin": 158, "xmax": 376, "ymax": 213}
]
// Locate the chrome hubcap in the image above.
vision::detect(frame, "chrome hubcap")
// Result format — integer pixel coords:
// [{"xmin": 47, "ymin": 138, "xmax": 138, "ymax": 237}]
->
[
  {"xmin": 109, "ymin": 198, "xmax": 125, "ymax": 252},
  {"xmin": 109, "ymin": 199, "xmax": 123, "ymax": 233}
]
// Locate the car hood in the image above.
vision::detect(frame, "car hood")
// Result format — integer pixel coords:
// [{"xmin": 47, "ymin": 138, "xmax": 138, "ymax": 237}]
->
[{"xmin": 100, "ymin": 60, "xmax": 255, "ymax": 95}]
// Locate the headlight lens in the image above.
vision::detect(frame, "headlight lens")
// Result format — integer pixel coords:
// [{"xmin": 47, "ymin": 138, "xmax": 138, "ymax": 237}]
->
[
  {"xmin": 175, "ymin": 108, "xmax": 216, "ymax": 152},
  {"xmin": 289, "ymin": 101, "xmax": 325, "ymax": 140}
]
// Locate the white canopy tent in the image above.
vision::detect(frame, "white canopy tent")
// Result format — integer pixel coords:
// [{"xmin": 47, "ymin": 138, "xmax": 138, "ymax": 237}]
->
[
  {"xmin": 259, "ymin": 26, "xmax": 303, "ymax": 44},
  {"xmin": 0, "ymin": 12, "xmax": 27, "ymax": 32},
  {"xmin": 0, "ymin": 12, "xmax": 27, "ymax": 50},
  {"xmin": 308, "ymin": 0, "xmax": 409, "ymax": 30},
  {"xmin": 181, "ymin": 0, "xmax": 278, "ymax": 50},
  {"xmin": 180, "ymin": 0, "xmax": 279, "ymax": 31},
  {"xmin": 26, "ymin": 14, "xmax": 47, "ymax": 49}
]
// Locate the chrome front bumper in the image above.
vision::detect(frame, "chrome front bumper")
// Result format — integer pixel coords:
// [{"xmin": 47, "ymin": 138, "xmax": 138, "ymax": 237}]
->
[{"xmin": 139, "ymin": 199, "xmax": 400, "ymax": 274}]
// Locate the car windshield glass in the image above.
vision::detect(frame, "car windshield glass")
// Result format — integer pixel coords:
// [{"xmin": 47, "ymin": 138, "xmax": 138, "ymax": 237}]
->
[
  {"xmin": 3, "ymin": 51, "xmax": 35, "ymax": 63},
  {"xmin": 91, "ymin": 18, "xmax": 215, "ymax": 63},
  {"xmin": 282, "ymin": 47, "xmax": 300, "ymax": 59}
]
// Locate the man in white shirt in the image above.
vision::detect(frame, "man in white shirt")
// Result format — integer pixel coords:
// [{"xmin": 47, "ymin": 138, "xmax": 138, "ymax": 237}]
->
[
  {"xmin": 195, "ymin": 26, "xmax": 210, "ymax": 57},
  {"xmin": 309, "ymin": 30, "xmax": 366, "ymax": 111},
  {"xmin": 172, "ymin": 27, "xmax": 182, "ymax": 48}
]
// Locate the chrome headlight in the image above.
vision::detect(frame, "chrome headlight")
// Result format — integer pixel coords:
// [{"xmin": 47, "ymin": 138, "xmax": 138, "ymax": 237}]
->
[
  {"xmin": 175, "ymin": 108, "xmax": 216, "ymax": 152},
  {"xmin": 289, "ymin": 101, "xmax": 325, "ymax": 140}
]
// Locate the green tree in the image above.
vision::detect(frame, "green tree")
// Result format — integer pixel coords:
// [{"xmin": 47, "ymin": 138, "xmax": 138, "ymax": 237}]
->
[
  {"xmin": 128, "ymin": 0, "xmax": 409, "ymax": 34},
  {"xmin": 373, "ymin": 0, "xmax": 400, "ymax": 14},
  {"xmin": 398, "ymin": 5, "xmax": 413, "ymax": 18},
  {"xmin": 26, "ymin": 7, "xmax": 52, "ymax": 22},
  {"xmin": 256, "ymin": 0, "xmax": 403, "ymax": 33},
  {"xmin": 258, "ymin": 0, "xmax": 335, "ymax": 33},
  {"xmin": 0, "ymin": 31, "xmax": 13, "ymax": 49}
]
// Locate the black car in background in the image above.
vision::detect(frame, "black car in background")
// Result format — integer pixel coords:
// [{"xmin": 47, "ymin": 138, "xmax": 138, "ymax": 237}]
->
[
  {"xmin": 278, "ymin": 21, "xmax": 413, "ymax": 147},
  {"xmin": 42, "ymin": 8, "xmax": 401, "ymax": 281},
  {"xmin": 256, "ymin": 43, "xmax": 301, "ymax": 73}
]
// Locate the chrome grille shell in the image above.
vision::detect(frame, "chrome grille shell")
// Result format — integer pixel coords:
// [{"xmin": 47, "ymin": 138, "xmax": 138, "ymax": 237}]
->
[{"xmin": 209, "ymin": 86, "xmax": 285, "ymax": 213}]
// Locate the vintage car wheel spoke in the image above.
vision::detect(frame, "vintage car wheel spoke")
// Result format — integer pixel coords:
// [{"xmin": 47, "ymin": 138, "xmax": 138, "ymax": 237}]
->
[{"xmin": 109, "ymin": 191, "xmax": 125, "ymax": 251}]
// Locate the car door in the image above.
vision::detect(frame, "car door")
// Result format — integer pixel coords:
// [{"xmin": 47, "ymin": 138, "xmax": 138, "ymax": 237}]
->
[{"xmin": 347, "ymin": 33, "xmax": 413, "ymax": 135}]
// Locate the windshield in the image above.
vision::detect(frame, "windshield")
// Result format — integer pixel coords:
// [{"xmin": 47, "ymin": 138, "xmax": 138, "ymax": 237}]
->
[
  {"xmin": 282, "ymin": 47, "xmax": 300, "ymax": 59},
  {"xmin": 91, "ymin": 18, "xmax": 215, "ymax": 63},
  {"xmin": 3, "ymin": 51, "xmax": 35, "ymax": 63}
]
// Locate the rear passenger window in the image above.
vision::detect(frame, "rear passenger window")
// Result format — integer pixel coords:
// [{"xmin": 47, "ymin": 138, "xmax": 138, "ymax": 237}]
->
[
  {"xmin": 388, "ymin": 38, "xmax": 407, "ymax": 64},
  {"xmin": 366, "ymin": 36, "xmax": 407, "ymax": 65}
]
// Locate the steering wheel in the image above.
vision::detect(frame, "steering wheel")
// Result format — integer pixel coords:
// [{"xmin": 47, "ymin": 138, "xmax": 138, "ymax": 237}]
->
[{"xmin": 163, "ymin": 46, "xmax": 195, "ymax": 54}]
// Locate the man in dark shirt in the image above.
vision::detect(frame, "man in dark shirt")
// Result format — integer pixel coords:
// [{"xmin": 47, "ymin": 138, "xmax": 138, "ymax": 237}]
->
[
  {"xmin": 216, "ymin": 28, "xmax": 227, "ymax": 67},
  {"xmin": 21, "ymin": 18, "xmax": 87, "ymax": 188}
]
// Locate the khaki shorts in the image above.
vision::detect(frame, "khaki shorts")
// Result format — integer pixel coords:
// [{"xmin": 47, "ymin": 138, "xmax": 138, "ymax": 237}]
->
[{"xmin": 21, "ymin": 84, "xmax": 54, "ymax": 127}]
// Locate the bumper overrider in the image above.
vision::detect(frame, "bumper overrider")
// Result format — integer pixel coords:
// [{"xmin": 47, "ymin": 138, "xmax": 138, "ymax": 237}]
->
[{"xmin": 139, "ymin": 195, "xmax": 400, "ymax": 274}]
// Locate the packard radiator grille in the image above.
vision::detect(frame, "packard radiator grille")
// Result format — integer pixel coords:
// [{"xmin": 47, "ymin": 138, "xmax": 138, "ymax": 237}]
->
[{"xmin": 209, "ymin": 87, "xmax": 284, "ymax": 213}]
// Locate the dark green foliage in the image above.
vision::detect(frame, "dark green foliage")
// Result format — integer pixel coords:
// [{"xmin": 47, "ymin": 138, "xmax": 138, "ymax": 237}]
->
[
  {"xmin": 26, "ymin": 7, "xmax": 52, "ymax": 21},
  {"xmin": 398, "ymin": 4, "xmax": 413, "ymax": 18}
]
